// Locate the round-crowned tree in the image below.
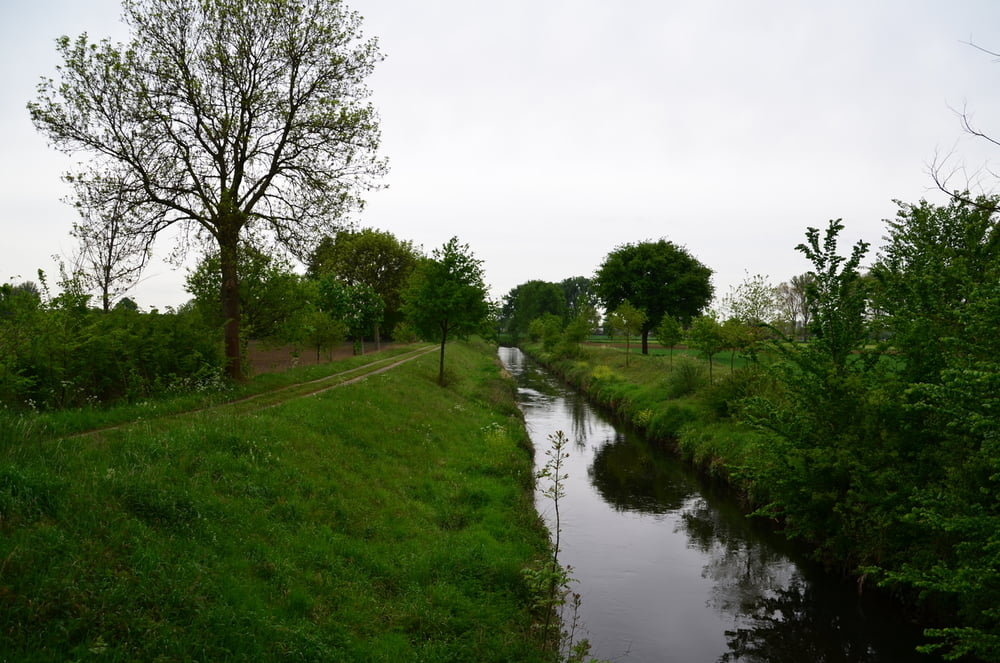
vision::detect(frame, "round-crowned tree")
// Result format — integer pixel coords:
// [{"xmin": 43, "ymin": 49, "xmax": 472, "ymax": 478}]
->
[{"xmin": 595, "ymin": 239, "xmax": 713, "ymax": 354}]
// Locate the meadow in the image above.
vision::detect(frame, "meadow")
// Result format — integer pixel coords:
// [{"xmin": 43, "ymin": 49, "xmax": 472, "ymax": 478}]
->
[{"xmin": 0, "ymin": 340, "xmax": 552, "ymax": 662}]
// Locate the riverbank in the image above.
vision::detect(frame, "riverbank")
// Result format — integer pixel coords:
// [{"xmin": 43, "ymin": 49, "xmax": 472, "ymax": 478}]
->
[
  {"xmin": 503, "ymin": 345, "xmax": 938, "ymax": 663},
  {"xmin": 520, "ymin": 342, "xmax": 774, "ymax": 502},
  {"xmin": 0, "ymin": 340, "xmax": 553, "ymax": 661},
  {"xmin": 519, "ymin": 340, "xmax": 1000, "ymax": 661}
]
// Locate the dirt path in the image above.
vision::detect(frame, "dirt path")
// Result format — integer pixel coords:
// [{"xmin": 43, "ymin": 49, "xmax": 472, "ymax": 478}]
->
[
  {"xmin": 246, "ymin": 340, "xmax": 399, "ymax": 375},
  {"xmin": 66, "ymin": 344, "xmax": 436, "ymax": 438}
]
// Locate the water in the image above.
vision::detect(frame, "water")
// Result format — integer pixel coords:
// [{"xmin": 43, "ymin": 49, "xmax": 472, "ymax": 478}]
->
[{"xmin": 499, "ymin": 346, "xmax": 937, "ymax": 663}]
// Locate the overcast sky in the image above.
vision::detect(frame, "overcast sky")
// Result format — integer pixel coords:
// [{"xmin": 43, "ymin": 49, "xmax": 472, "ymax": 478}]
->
[{"xmin": 4, "ymin": 0, "xmax": 1000, "ymax": 310}]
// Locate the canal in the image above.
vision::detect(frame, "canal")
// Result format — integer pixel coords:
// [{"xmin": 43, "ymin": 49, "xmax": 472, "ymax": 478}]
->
[{"xmin": 498, "ymin": 346, "xmax": 937, "ymax": 663}]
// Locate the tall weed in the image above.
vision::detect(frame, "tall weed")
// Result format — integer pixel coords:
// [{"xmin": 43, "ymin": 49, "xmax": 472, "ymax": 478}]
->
[{"xmin": 665, "ymin": 355, "xmax": 707, "ymax": 398}]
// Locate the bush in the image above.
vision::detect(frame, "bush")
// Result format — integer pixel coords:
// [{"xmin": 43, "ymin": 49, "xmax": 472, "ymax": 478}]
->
[
  {"xmin": 0, "ymin": 302, "xmax": 223, "ymax": 409},
  {"xmin": 664, "ymin": 356, "xmax": 707, "ymax": 398},
  {"xmin": 391, "ymin": 321, "xmax": 419, "ymax": 344},
  {"xmin": 700, "ymin": 365, "xmax": 778, "ymax": 418}
]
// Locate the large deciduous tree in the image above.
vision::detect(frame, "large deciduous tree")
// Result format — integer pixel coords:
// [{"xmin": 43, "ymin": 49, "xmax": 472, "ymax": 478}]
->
[
  {"xmin": 29, "ymin": 0, "xmax": 387, "ymax": 379},
  {"xmin": 594, "ymin": 239, "xmax": 713, "ymax": 354},
  {"xmin": 308, "ymin": 228, "xmax": 419, "ymax": 343},
  {"xmin": 402, "ymin": 238, "xmax": 490, "ymax": 385},
  {"xmin": 501, "ymin": 280, "xmax": 566, "ymax": 343}
]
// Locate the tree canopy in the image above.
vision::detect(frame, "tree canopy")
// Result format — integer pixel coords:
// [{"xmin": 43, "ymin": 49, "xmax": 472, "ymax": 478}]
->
[
  {"xmin": 501, "ymin": 280, "xmax": 566, "ymax": 343},
  {"xmin": 29, "ymin": 0, "xmax": 387, "ymax": 379},
  {"xmin": 308, "ymin": 228, "xmax": 420, "ymax": 340},
  {"xmin": 185, "ymin": 244, "xmax": 306, "ymax": 341},
  {"xmin": 402, "ymin": 238, "xmax": 490, "ymax": 385},
  {"xmin": 594, "ymin": 239, "xmax": 713, "ymax": 354},
  {"xmin": 871, "ymin": 196, "xmax": 1000, "ymax": 382}
]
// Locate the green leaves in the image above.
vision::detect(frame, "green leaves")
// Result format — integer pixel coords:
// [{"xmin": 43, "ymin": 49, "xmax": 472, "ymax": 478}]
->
[
  {"xmin": 595, "ymin": 239, "xmax": 713, "ymax": 354},
  {"xmin": 30, "ymin": 0, "xmax": 389, "ymax": 379},
  {"xmin": 402, "ymin": 238, "xmax": 491, "ymax": 384},
  {"xmin": 795, "ymin": 219, "xmax": 871, "ymax": 370}
]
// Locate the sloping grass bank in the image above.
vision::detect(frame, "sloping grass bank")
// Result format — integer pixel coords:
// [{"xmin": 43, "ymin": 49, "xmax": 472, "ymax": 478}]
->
[
  {"xmin": 521, "ymin": 343, "xmax": 779, "ymax": 509},
  {"xmin": 0, "ymin": 340, "xmax": 550, "ymax": 662}
]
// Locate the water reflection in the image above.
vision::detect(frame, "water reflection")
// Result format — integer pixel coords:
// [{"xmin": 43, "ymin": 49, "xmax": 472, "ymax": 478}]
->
[
  {"xmin": 499, "ymin": 347, "xmax": 934, "ymax": 663},
  {"xmin": 589, "ymin": 431, "xmax": 692, "ymax": 514}
]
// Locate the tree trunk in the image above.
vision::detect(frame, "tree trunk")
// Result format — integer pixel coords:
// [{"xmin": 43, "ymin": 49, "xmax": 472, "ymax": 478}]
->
[
  {"xmin": 218, "ymin": 222, "xmax": 243, "ymax": 381},
  {"xmin": 641, "ymin": 329, "xmax": 650, "ymax": 354},
  {"xmin": 438, "ymin": 325, "xmax": 448, "ymax": 385}
]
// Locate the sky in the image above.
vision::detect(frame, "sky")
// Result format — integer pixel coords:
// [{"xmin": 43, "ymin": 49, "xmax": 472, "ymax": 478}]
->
[{"xmin": 4, "ymin": 0, "xmax": 1000, "ymax": 310}]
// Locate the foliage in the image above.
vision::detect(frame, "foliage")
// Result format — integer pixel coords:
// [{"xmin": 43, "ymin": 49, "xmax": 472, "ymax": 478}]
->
[
  {"xmin": 664, "ymin": 355, "xmax": 708, "ymax": 399},
  {"xmin": 186, "ymin": 244, "xmax": 309, "ymax": 341},
  {"xmin": 559, "ymin": 276, "xmax": 598, "ymax": 322},
  {"xmin": 29, "ymin": 0, "xmax": 387, "ymax": 379},
  {"xmin": 70, "ymin": 174, "xmax": 151, "ymax": 312},
  {"xmin": 775, "ymin": 273, "xmax": 814, "ymax": 341},
  {"xmin": 502, "ymin": 280, "xmax": 568, "ymax": 344},
  {"xmin": 688, "ymin": 313, "xmax": 726, "ymax": 382},
  {"xmin": 0, "ymin": 278, "xmax": 223, "ymax": 409},
  {"xmin": 594, "ymin": 239, "xmax": 713, "ymax": 354},
  {"xmin": 317, "ymin": 276, "xmax": 384, "ymax": 354},
  {"xmin": 797, "ymin": 220, "xmax": 872, "ymax": 369},
  {"xmin": 403, "ymin": 237, "xmax": 491, "ymax": 385},
  {"xmin": 308, "ymin": 228, "xmax": 421, "ymax": 340},
  {"xmin": 290, "ymin": 305, "xmax": 347, "ymax": 361},
  {"xmin": 605, "ymin": 301, "xmax": 646, "ymax": 367},
  {"xmin": 739, "ymin": 221, "xmax": 898, "ymax": 566},
  {"xmin": 559, "ymin": 314, "xmax": 596, "ymax": 358},
  {"xmin": 529, "ymin": 313, "xmax": 564, "ymax": 352},
  {"xmin": 720, "ymin": 272, "xmax": 781, "ymax": 326},
  {"xmin": 654, "ymin": 314, "xmax": 683, "ymax": 366},
  {"xmin": 871, "ymin": 195, "xmax": 1000, "ymax": 383},
  {"xmin": 864, "ymin": 197, "xmax": 1000, "ymax": 660}
]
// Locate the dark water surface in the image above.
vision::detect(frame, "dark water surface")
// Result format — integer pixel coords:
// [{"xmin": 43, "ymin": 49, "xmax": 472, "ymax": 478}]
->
[{"xmin": 499, "ymin": 347, "xmax": 937, "ymax": 663}]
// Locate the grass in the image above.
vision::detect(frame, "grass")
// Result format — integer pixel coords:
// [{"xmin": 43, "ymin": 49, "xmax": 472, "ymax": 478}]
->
[
  {"xmin": 0, "ymin": 344, "xmax": 431, "ymax": 443},
  {"xmin": 525, "ymin": 341, "xmax": 779, "ymax": 505},
  {"xmin": 0, "ymin": 340, "xmax": 551, "ymax": 662}
]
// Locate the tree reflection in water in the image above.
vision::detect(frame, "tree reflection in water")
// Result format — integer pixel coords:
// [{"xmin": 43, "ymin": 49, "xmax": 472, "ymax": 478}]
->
[
  {"xmin": 503, "ymin": 347, "xmax": 934, "ymax": 663},
  {"xmin": 590, "ymin": 432, "xmax": 934, "ymax": 663}
]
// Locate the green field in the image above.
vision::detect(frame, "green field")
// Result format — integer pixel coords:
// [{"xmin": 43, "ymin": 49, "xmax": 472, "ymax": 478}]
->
[{"xmin": 0, "ymin": 340, "xmax": 552, "ymax": 662}]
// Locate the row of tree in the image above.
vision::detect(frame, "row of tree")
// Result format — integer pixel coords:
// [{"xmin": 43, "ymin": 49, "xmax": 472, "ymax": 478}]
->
[
  {"xmin": 500, "ymin": 238, "xmax": 816, "ymax": 365},
  {"xmin": 1, "ymin": 228, "xmax": 493, "ymax": 408}
]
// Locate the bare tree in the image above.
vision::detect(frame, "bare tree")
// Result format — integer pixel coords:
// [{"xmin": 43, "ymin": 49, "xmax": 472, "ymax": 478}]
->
[
  {"xmin": 776, "ymin": 273, "xmax": 814, "ymax": 341},
  {"xmin": 70, "ymin": 173, "xmax": 151, "ymax": 312},
  {"xmin": 29, "ymin": 0, "xmax": 387, "ymax": 379},
  {"xmin": 930, "ymin": 41, "xmax": 1000, "ymax": 215}
]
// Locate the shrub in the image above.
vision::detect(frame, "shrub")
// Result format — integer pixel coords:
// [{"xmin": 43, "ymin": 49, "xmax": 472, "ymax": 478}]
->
[
  {"xmin": 700, "ymin": 365, "xmax": 778, "ymax": 418},
  {"xmin": 664, "ymin": 356, "xmax": 707, "ymax": 398}
]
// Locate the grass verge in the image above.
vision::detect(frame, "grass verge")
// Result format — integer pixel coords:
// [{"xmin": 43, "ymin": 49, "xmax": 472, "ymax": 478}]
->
[
  {"xmin": 0, "ymin": 339, "xmax": 551, "ymax": 662},
  {"xmin": 523, "ymin": 342, "xmax": 778, "ymax": 507}
]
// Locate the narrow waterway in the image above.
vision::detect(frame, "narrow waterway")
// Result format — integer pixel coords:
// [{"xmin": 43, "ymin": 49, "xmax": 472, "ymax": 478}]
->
[{"xmin": 499, "ymin": 347, "xmax": 937, "ymax": 663}]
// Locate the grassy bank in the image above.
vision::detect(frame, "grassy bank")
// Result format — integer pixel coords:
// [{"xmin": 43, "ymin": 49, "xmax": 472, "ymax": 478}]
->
[
  {"xmin": 522, "ymin": 342, "xmax": 781, "ymax": 510},
  {"xmin": 0, "ymin": 340, "xmax": 551, "ymax": 662}
]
